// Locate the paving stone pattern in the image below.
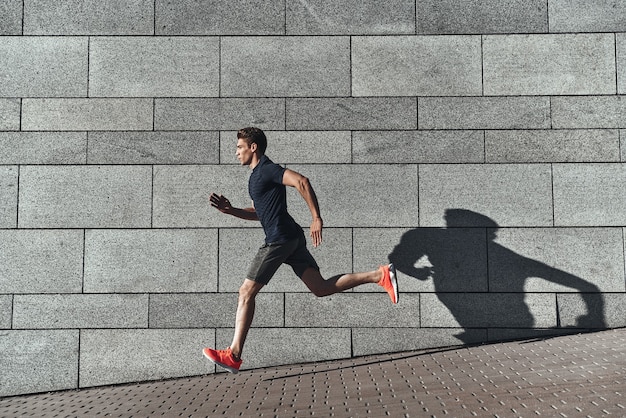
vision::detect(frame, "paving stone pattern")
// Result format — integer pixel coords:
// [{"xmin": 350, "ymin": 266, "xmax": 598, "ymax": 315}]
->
[
  {"xmin": 0, "ymin": 329, "xmax": 624, "ymax": 417},
  {"xmin": 1, "ymin": 0, "xmax": 626, "ymax": 396}
]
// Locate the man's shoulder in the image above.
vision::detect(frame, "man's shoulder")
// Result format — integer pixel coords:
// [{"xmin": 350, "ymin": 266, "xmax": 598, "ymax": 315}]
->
[
  {"xmin": 259, "ymin": 155, "xmax": 277, "ymax": 167},
  {"xmin": 258, "ymin": 155, "xmax": 284, "ymax": 175}
]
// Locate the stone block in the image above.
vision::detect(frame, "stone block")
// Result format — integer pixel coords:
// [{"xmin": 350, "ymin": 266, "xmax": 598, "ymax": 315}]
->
[
  {"xmin": 216, "ymin": 328, "xmax": 351, "ymax": 371},
  {"xmin": 558, "ymin": 293, "xmax": 626, "ymax": 329},
  {"xmin": 287, "ymin": 98, "xmax": 417, "ymax": 130},
  {"xmin": 218, "ymin": 228, "xmax": 352, "ymax": 292},
  {"xmin": 553, "ymin": 163, "xmax": 626, "ymax": 226},
  {"xmin": 419, "ymin": 164, "xmax": 553, "ymax": 227},
  {"xmin": 489, "ymin": 228, "xmax": 625, "ymax": 293},
  {"xmin": 149, "ymin": 293, "xmax": 283, "ymax": 328},
  {"xmin": 551, "ymin": 96, "xmax": 626, "ymax": 129},
  {"xmin": 22, "ymin": 98, "xmax": 153, "ymax": 131},
  {"xmin": 84, "ymin": 229, "xmax": 217, "ymax": 293},
  {"xmin": 0, "ymin": 295, "xmax": 11, "ymax": 329},
  {"xmin": 352, "ymin": 328, "xmax": 486, "ymax": 356},
  {"xmin": 354, "ymin": 228, "xmax": 489, "ymax": 293},
  {"xmin": 352, "ymin": 35, "xmax": 482, "ymax": 96},
  {"xmin": 24, "ymin": 0, "xmax": 153, "ymax": 35},
  {"xmin": 88, "ymin": 131, "xmax": 219, "ymax": 164},
  {"xmin": 549, "ymin": 0, "xmax": 626, "ymax": 33},
  {"xmin": 287, "ymin": 0, "xmax": 415, "ymax": 35},
  {"xmin": 421, "ymin": 293, "xmax": 557, "ymax": 328},
  {"xmin": 0, "ymin": 132, "xmax": 86, "ymax": 164},
  {"xmin": 0, "ymin": 37, "xmax": 87, "ymax": 97},
  {"xmin": 0, "ymin": 330, "xmax": 79, "ymax": 397},
  {"xmin": 90, "ymin": 37, "xmax": 219, "ymax": 97},
  {"xmin": 353, "ymin": 130, "xmax": 484, "ymax": 164},
  {"xmin": 0, "ymin": 230, "xmax": 83, "ymax": 293},
  {"xmin": 0, "ymin": 166, "xmax": 17, "ymax": 228},
  {"xmin": 487, "ymin": 328, "xmax": 577, "ymax": 342},
  {"xmin": 13, "ymin": 294, "xmax": 148, "ymax": 329},
  {"xmin": 156, "ymin": 0, "xmax": 284, "ymax": 35},
  {"xmin": 0, "ymin": 0, "xmax": 22, "ymax": 34},
  {"xmin": 220, "ymin": 131, "xmax": 351, "ymax": 164},
  {"xmin": 0, "ymin": 99, "xmax": 20, "ymax": 130},
  {"xmin": 483, "ymin": 34, "xmax": 616, "ymax": 95},
  {"xmin": 155, "ymin": 98, "xmax": 285, "ymax": 131},
  {"xmin": 615, "ymin": 33, "xmax": 626, "ymax": 94},
  {"xmin": 417, "ymin": 0, "xmax": 547, "ymax": 34},
  {"xmin": 221, "ymin": 36, "xmax": 350, "ymax": 97},
  {"xmin": 418, "ymin": 96, "xmax": 551, "ymax": 130},
  {"xmin": 485, "ymin": 129, "xmax": 620, "ymax": 163},
  {"xmin": 19, "ymin": 165, "xmax": 152, "ymax": 228},
  {"xmin": 287, "ymin": 164, "xmax": 419, "ymax": 227},
  {"xmin": 419, "ymin": 164, "xmax": 552, "ymax": 227},
  {"xmin": 623, "ymin": 130, "xmax": 626, "ymax": 161},
  {"xmin": 153, "ymin": 165, "xmax": 251, "ymax": 228},
  {"xmin": 285, "ymin": 293, "xmax": 419, "ymax": 327},
  {"xmin": 80, "ymin": 329, "xmax": 215, "ymax": 387}
]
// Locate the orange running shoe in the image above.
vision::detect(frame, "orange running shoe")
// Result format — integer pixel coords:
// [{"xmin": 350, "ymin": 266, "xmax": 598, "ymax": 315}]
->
[
  {"xmin": 203, "ymin": 347, "xmax": 242, "ymax": 373},
  {"xmin": 378, "ymin": 263, "xmax": 399, "ymax": 304}
]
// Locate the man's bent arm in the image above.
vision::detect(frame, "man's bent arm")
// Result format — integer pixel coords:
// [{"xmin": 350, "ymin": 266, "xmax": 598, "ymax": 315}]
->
[
  {"xmin": 282, "ymin": 169, "xmax": 323, "ymax": 247},
  {"xmin": 227, "ymin": 207, "xmax": 259, "ymax": 221},
  {"xmin": 209, "ymin": 193, "xmax": 259, "ymax": 221}
]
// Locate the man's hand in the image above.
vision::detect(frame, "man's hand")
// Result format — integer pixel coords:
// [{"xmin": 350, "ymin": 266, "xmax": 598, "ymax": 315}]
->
[
  {"xmin": 310, "ymin": 217, "xmax": 323, "ymax": 247},
  {"xmin": 209, "ymin": 193, "xmax": 232, "ymax": 214}
]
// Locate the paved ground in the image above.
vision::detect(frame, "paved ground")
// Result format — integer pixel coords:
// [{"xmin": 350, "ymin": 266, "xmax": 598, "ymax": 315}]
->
[{"xmin": 1, "ymin": 328, "xmax": 624, "ymax": 417}]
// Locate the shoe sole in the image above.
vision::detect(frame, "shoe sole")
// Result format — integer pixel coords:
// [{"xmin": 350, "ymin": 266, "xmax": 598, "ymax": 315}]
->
[
  {"xmin": 203, "ymin": 349, "xmax": 240, "ymax": 374},
  {"xmin": 389, "ymin": 263, "xmax": 399, "ymax": 304}
]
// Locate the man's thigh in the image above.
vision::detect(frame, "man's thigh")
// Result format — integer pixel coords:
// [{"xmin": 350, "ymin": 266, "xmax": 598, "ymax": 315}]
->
[{"xmin": 246, "ymin": 238, "xmax": 300, "ymax": 285}]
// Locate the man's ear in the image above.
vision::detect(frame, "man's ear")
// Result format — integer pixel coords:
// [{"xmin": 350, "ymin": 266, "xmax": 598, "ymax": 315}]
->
[{"xmin": 250, "ymin": 142, "xmax": 258, "ymax": 153}]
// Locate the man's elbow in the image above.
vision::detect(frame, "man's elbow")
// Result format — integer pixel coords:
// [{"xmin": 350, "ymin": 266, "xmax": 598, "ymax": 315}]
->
[{"xmin": 297, "ymin": 176, "xmax": 312, "ymax": 192}]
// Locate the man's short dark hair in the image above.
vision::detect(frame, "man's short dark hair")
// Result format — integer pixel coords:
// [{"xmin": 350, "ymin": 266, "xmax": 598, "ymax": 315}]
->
[{"xmin": 237, "ymin": 127, "xmax": 267, "ymax": 155}]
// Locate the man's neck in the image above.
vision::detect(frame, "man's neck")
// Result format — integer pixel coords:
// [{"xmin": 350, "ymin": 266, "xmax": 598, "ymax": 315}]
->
[{"xmin": 249, "ymin": 153, "xmax": 262, "ymax": 170}]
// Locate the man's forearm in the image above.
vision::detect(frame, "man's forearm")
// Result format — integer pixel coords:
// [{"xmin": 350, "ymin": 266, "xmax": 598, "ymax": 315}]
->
[
  {"xmin": 228, "ymin": 207, "xmax": 259, "ymax": 221},
  {"xmin": 297, "ymin": 177, "xmax": 321, "ymax": 220}
]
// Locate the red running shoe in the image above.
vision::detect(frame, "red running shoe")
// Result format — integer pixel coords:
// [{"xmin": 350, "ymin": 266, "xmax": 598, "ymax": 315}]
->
[
  {"xmin": 378, "ymin": 263, "xmax": 399, "ymax": 304},
  {"xmin": 203, "ymin": 347, "xmax": 242, "ymax": 373}
]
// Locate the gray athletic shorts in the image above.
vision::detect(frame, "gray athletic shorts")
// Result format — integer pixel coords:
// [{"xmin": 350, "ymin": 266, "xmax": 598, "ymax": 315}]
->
[{"xmin": 247, "ymin": 233, "xmax": 319, "ymax": 285}]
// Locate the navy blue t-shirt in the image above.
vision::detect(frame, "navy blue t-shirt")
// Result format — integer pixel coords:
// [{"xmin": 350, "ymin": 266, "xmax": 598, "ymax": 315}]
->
[{"xmin": 249, "ymin": 155, "xmax": 302, "ymax": 244}]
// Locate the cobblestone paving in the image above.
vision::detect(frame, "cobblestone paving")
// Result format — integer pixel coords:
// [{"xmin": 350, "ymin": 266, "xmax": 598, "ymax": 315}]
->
[{"xmin": 1, "ymin": 329, "xmax": 624, "ymax": 417}]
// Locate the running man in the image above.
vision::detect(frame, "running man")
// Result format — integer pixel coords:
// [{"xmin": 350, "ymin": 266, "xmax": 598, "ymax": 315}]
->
[{"xmin": 203, "ymin": 127, "xmax": 398, "ymax": 373}]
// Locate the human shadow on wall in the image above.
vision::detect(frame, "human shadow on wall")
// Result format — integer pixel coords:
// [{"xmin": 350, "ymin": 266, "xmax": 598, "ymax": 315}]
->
[{"xmin": 388, "ymin": 209, "xmax": 607, "ymax": 344}]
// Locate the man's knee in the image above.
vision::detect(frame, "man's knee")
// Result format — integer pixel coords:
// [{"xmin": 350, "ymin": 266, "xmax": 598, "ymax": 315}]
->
[{"xmin": 238, "ymin": 279, "xmax": 263, "ymax": 302}]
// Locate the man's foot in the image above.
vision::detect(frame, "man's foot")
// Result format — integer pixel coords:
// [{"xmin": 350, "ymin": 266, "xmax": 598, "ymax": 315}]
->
[
  {"xmin": 378, "ymin": 263, "xmax": 399, "ymax": 304},
  {"xmin": 203, "ymin": 347, "xmax": 242, "ymax": 373}
]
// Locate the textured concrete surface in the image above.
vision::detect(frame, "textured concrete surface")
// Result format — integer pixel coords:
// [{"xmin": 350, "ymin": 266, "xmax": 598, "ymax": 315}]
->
[
  {"xmin": 18, "ymin": 166, "xmax": 152, "ymax": 228},
  {"xmin": 155, "ymin": 98, "xmax": 285, "ymax": 131},
  {"xmin": 418, "ymin": 164, "xmax": 553, "ymax": 227},
  {"xmin": 156, "ymin": 0, "xmax": 284, "ymax": 35},
  {"xmin": 352, "ymin": 35, "xmax": 482, "ymax": 96},
  {"xmin": 0, "ymin": 230, "xmax": 83, "ymax": 293},
  {"xmin": 286, "ymin": 97, "xmax": 418, "ymax": 130},
  {"xmin": 83, "ymin": 229, "xmax": 218, "ymax": 293},
  {"xmin": 89, "ymin": 37, "xmax": 220, "ymax": 97},
  {"xmin": 418, "ymin": 96, "xmax": 551, "ymax": 129},
  {"xmin": 483, "ymin": 34, "xmax": 616, "ymax": 95},
  {"xmin": 418, "ymin": 0, "xmax": 548, "ymax": 34},
  {"xmin": 0, "ymin": 37, "xmax": 87, "ymax": 97},
  {"xmin": 21, "ymin": 98, "xmax": 154, "ymax": 131},
  {"xmin": 2, "ymin": 0, "xmax": 626, "ymax": 397},
  {"xmin": 0, "ymin": 99, "xmax": 20, "ymax": 130},
  {"xmin": 24, "ymin": 0, "xmax": 154, "ymax": 35},
  {"xmin": 221, "ymin": 36, "xmax": 351, "ymax": 97}
]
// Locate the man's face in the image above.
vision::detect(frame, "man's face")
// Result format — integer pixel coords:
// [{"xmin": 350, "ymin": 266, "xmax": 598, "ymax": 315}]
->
[{"xmin": 236, "ymin": 138, "xmax": 254, "ymax": 166}]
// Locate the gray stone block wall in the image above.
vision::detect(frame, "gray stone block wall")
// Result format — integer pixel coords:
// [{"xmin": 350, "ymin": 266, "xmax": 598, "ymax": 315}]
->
[{"xmin": 1, "ymin": 0, "xmax": 625, "ymax": 396}]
